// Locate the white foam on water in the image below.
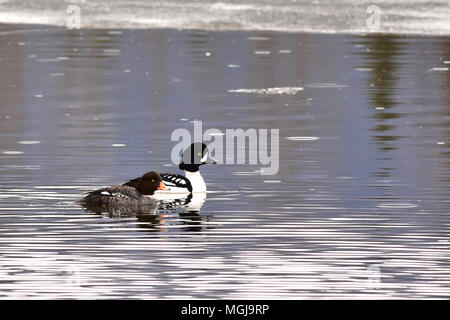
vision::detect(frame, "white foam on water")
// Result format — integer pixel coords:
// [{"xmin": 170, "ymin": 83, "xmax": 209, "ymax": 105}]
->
[
  {"xmin": 34, "ymin": 186, "xmax": 85, "ymax": 189},
  {"xmin": 247, "ymin": 36, "xmax": 271, "ymax": 41},
  {"xmin": 286, "ymin": 137, "xmax": 319, "ymax": 141},
  {"xmin": 431, "ymin": 67, "xmax": 448, "ymax": 71},
  {"xmin": 3, "ymin": 151, "xmax": 24, "ymax": 155},
  {"xmin": 103, "ymin": 49, "xmax": 121, "ymax": 53},
  {"xmin": 377, "ymin": 203, "xmax": 419, "ymax": 209},
  {"xmin": 112, "ymin": 144, "xmax": 126, "ymax": 147},
  {"xmin": 37, "ymin": 58, "xmax": 59, "ymax": 63},
  {"xmin": 17, "ymin": 141, "xmax": 40, "ymax": 145},
  {"xmin": 228, "ymin": 87, "xmax": 303, "ymax": 95},
  {"xmin": 233, "ymin": 170, "xmax": 260, "ymax": 176},
  {"xmin": 254, "ymin": 51, "xmax": 270, "ymax": 55}
]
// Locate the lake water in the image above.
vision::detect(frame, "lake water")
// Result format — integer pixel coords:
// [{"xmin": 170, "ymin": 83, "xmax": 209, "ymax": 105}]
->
[{"xmin": 0, "ymin": 25, "xmax": 449, "ymax": 299}]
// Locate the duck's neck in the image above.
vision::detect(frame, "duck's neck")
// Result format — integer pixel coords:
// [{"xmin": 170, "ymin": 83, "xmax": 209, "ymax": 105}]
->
[{"xmin": 184, "ymin": 170, "xmax": 206, "ymax": 192}]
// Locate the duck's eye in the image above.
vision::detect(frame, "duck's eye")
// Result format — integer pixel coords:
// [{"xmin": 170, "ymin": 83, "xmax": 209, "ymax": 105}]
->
[
  {"xmin": 151, "ymin": 179, "xmax": 155, "ymax": 182},
  {"xmin": 197, "ymin": 152, "xmax": 202, "ymax": 156}
]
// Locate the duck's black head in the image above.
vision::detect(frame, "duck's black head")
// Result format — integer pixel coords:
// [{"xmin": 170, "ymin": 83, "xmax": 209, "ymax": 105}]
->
[
  {"xmin": 136, "ymin": 171, "xmax": 166, "ymax": 195},
  {"xmin": 179, "ymin": 142, "xmax": 217, "ymax": 172}
]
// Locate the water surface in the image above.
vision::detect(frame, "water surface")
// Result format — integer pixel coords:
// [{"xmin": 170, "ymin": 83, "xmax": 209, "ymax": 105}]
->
[{"xmin": 0, "ymin": 26, "xmax": 449, "ymax": 298}]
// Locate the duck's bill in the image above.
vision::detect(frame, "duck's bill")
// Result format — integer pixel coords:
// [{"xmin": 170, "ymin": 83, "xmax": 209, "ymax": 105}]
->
[{"xmin": 157, "ymin": 182, "xmax": 167, "ymax": 190}]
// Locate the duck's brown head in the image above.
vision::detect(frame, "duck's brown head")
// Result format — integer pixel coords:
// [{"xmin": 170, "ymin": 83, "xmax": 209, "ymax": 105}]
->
[{"xmin": 136, "ymin": 171, "xmax": 166, "ymax": 195}]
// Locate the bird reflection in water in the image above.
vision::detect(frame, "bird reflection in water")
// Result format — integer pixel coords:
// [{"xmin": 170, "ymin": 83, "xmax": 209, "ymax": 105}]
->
[
  {"xmin": 79, "ymin": 192, "xmax": 211, "ymax": 233},
  {"xmin": 159, "ymin": 192, "xmax": 212, "ymax": 232},
  {"xmin": 178, "ymin": 192, "xmax": 212, "ymax": 232}
]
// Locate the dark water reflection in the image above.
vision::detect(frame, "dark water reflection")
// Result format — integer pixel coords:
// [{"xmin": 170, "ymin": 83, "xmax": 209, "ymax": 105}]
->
[{"xmin": 0, "ymin": 26, "xmax": 449, "ymax": 298}]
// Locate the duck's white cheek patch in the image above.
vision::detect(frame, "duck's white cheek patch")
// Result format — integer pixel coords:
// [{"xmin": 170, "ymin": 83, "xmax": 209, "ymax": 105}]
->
[{"xmin": 201, "ymin": 152, "xmax": 208, "ymax": 163}]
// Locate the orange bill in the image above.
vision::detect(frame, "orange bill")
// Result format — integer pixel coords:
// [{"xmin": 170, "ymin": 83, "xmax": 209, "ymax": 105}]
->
[{"xmin": 157, "ymin": 182, "xmax": 167, "ymax": 190}]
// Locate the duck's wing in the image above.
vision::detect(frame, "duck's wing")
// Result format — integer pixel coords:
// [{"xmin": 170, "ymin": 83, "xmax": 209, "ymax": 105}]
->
[
  {"xmin": 79, "ymin": 186, "xmax": 144, "ymax": 214},
  {"xmin": 160, "ymin": 173, "xmax": 193, "ymax": 193},
  {"xmin": 82, "ymin": 186, "xmax": 141, "ymax": 202}
]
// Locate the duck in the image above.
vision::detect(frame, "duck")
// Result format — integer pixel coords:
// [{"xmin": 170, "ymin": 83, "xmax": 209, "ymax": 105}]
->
[
  {"xmin": 122, "ymin": 142, "xmax": 216, "ymax": 196},
  {"xmin": 79, "ymin": 171, "xmax": 166, "ymax": 210}
]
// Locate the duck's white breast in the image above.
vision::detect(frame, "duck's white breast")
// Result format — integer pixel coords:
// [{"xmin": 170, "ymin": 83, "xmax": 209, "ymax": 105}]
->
[{"xmin": 184, "ymin": 171, "xmax": 207, "ymax": 192}]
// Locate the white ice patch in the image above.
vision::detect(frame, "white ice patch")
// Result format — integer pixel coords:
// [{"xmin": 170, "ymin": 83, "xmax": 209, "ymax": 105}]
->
[
  {"xmin": 103, "ymin": 49, "xmax": 121, "ymax": 54},
  {"xmin": 254, "ymin": 51, "xmax": 271, "ymax": 55},
  {"xmin": 377, "ymin": 203, "xmax": 419, "ymax": 209},
  {"xmin": 431, "ymin": 67, "xmax": 448, "ymax": 71},
  {"xmin": 1, "ymin": 2, "xmax": 450, "ymax": 36},
  {"xmin": 228, "ymin": 87, "xmax": 303, "ymax": 95},
  {"xmin": 247, "ymin": 36, "xmax": 271, "ymax": 41},
  {"xmin": 286, "ymin": 136, "xmax": 319, "ymax": 141}
]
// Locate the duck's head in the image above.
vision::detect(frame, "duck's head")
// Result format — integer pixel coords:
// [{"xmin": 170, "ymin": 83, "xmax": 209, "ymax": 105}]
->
[
  {"xmin": 179, "ymin": 142, "xmax": 217, "ymax": 172},
  {"xmin": 136, "ymin": 171, "xmax": 166, "ymax": 195}
]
